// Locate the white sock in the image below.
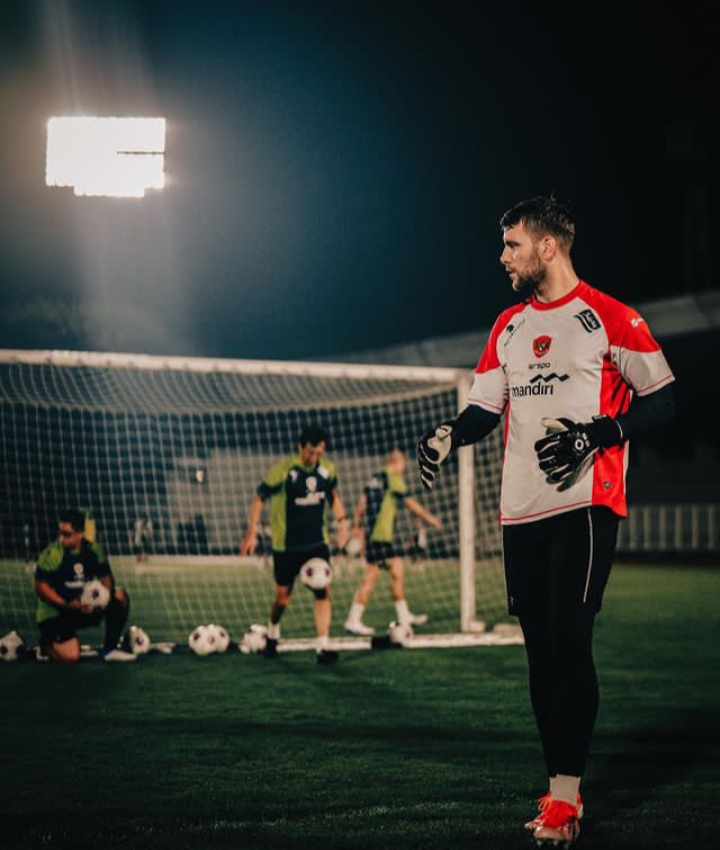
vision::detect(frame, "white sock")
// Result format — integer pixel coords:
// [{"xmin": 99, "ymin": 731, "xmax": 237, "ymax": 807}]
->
[
  {"xmin": 267, "ymin": 622, "xmax": 280, "ymax": 640},
  {"xmin": 395, "ymin": 599, "xmax": 410, "ymax": 623},
  {"xmin": 316, "ymin": 634, "xmax": 329, "ymax": 652},
  {"xmin": 348, "ymin": 602, "xmax": 365, "ymax": 623},
  {"xmin": 553, "ymin": 774, "xmax": 580, "ymax": 806}
]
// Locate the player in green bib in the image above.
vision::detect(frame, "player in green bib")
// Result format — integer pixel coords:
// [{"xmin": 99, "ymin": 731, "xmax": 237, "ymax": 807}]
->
[
  {"xmin": 34, "ymin": 508, "xmax": 134, "ymax": 662},
  {"xmin": 239, "ymin": 424, "xmax": 350, "ymax": 664},
  {"xmin": 343, "ymin": 448, "xmax": 442, "ymax": 635}
]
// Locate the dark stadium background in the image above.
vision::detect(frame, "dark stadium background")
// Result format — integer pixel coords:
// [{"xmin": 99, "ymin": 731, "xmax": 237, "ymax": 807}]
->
[{"xmin": 0, "ymin": 0, "xmax": 716, "ymax": 361}]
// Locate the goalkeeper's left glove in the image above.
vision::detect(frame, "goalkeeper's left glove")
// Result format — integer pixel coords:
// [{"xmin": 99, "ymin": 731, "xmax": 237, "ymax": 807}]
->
[
  {"xmin": 417, "ymin": 420, "xmax": 456, "ymax": 491},
  {"xmin": 534, "ymin": 414, "xmax": 624, "ymax": 488}
]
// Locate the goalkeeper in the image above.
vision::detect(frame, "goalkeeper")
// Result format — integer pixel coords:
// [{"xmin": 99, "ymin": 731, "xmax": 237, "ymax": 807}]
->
[
  {"xmin": 417, "ymin": 196, "xmax": 675, "ymax": 846},
  {"xmin": 34, "ymin": 509, "xmax": 134, "ymax": 663},
  {"xmin": 239, "ymin": 424, "xmax": 350, "ymax": 665}
]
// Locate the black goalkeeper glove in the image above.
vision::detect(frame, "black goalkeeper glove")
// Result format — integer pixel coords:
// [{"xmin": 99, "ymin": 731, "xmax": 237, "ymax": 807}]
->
[
  {"xmin": 417, "ymin": 420, "xmax": 456, "ymax": 491},
  {"xmin": 534, "ymin": 415, "xmax": 623, "ymax": 489}
]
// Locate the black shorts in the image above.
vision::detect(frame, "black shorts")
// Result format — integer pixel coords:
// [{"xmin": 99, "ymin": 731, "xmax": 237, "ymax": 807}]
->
[
  {"xmin": 365, "ymin": 541, "xmax": 401, "ymax": 568},
  {"xmin": 273, "ymin": 543, "xmax": 331, "ymax": 589},
  {"xmin": 38, "ymin": 609, "xmax": 105, "ymax": 647},
  {"xmin": 502, "ymin": 506, "xmax": 619, "ymax": 616}
]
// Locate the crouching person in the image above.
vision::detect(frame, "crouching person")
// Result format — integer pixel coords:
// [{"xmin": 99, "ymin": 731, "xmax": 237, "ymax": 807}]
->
[{"xmin": 34, "ymin": 508, "xmax": 135, "ymax": 662}]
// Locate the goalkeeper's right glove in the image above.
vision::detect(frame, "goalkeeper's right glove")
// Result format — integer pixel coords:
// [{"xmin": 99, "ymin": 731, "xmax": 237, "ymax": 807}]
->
[
  {"xmin": 534, "ymin": 414, "xmax": 623, "ymax": 489},
  {"xmin": 417, "ymin": 420, "xmax": 456, "ymax": 491}
]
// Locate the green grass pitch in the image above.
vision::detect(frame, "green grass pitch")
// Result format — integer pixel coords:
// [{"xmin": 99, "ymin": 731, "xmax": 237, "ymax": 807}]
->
[{"xmin": 2, "ymin": 562, "xmax": 719, "ymax": 849}]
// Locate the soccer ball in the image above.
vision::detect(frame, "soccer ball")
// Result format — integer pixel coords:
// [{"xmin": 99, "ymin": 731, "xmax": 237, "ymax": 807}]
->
[
  {"xmin": 299, "ymin": 557, "xmax": 333, "ymax": 590},
  {"xmin": 188, "ymin": 625, "xmax": 216, "ymax": 656},
  {"xmin": 0, "ymin": 630, "xmax": 25, "ymax": 662},
  {"xmin": 240, "ymin": 624, "xmax": 268, "ymax": 655},
  {"xmin": 124, "ymin": 625, "xmax": 151, "ymax": 655},
  {"xmin": 80, "ymin": 579, "xmax": 110, "ymax": 611},
  {"xmin": 206, "ymin": 623, "xmax": 230, "ymax": 653},
  {"xmin": 387, "ymin": 620, "xmax": 414, "ymax": 647}
]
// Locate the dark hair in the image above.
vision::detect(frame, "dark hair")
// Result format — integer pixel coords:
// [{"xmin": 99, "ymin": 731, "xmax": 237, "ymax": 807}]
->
[
  {"xmin": 59, "ymin": 508, "xmax": 85, "ymax": 531},
  {"xmin": 298, "ymin": 424, "xmax": 328, "ymax": 447},
  {"xmin": 499, "ymin": 195, "xmax": 575, "ymax": 252}
]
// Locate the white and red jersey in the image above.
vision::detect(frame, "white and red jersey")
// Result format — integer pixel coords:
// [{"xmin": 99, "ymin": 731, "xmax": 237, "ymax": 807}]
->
[{"xmin": 467, "ymin": 280, "xmax": 675, "ymax": 524}]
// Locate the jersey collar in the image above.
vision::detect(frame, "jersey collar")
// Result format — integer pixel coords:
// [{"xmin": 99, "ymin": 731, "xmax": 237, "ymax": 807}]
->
[
  {"xmin": 530, "ymin": 280, "xmax": 584, "ymax": 311},
  {"xmin": 293, "ymin": 453, "xmax": 318, "ymax": 472}
]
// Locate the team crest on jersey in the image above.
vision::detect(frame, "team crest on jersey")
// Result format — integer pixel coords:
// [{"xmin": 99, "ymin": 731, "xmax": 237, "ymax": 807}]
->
[
  {"xmin": 575, "ymin": 309, "xmax": 601, "ymax": 333},
  {"xmin": 65, "ymin": 562, "xmax": 86, "ymax": 588},
  {"xmin": 306, "ymin": 476, "xmax": 317, "ymax": 492},
  {"xmin": 533, "ymin": 336, "xmax": 552, "ymax": 358}
]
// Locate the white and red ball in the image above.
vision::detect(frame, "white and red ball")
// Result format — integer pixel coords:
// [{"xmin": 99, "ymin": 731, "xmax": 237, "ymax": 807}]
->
[
  {"xmin": 299, "ymin": 558, "xmax": 333, "ymax": 590},
  {"xmin": 125, "ymin": 625, "xmax": 151, "ymax": 655},
  {"xmin": 80, "ymin": 579, "xmax": 110, "ymax": 611},
  {"xmin": 188, "ymin": 625, "xmax": 215, "ymax": 656},
  {"xmin": 206, "ymin": 623, "xmax": 230, "ymax": 653},
  {"xmin": 240, "ymin": 624, "xmax": 268, "ymax": 655},
  {"xmin": 0, "ymin": 630, "xmax": 25, "ymax": 662},
  {"xmin": 387, "ymin": 620, "xmax": 414, "ymax": 647}
]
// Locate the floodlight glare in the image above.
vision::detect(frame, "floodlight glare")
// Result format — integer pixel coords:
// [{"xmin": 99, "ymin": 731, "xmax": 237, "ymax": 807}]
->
[{"xmin": 46, "ymin": 116, "xmax": 166, "ymax": 198}]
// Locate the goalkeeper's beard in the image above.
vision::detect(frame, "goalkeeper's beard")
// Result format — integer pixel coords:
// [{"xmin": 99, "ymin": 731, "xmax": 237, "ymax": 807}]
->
[{"xmin": 512, "ymin": 264, "xmax": 547, "ymax": 295}]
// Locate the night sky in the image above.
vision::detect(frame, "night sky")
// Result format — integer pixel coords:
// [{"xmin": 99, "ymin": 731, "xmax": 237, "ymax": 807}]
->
[{"xmin": 0, "ymin": 1, "xmax": 716, "ymax": 361}]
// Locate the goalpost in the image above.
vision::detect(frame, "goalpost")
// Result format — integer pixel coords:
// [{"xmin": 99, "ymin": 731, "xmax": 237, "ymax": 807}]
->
[{"xmin": 0, "ymin": 349, "xmax": 509, "ymax": 646}]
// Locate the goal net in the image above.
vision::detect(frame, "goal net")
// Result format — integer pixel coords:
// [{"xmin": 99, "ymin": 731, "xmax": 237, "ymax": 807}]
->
[{"xmin": 0, "ymin": 349, "xmax": 507, "ymax": 646}]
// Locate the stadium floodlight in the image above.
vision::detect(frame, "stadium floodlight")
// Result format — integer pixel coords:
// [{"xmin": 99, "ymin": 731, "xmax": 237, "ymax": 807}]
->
[{"xmin": 45, "ymin": 116, "xmax": 166, "ymax": 198}]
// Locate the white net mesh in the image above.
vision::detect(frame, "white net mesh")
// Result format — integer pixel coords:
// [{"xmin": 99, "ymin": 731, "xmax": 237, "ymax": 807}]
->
[{"xmin": 0, "ymin": 350, "xmax": 507, "ymax": 644}]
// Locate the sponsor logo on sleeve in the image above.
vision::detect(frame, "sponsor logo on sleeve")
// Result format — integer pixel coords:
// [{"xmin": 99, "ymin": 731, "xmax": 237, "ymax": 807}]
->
[
  {"xmin": 502, "ymin": 317, "xmax": 525, "ymax": 347},
  {"xmin": 574, "ymin": 309, "xmax": 601, "ymax": 333}
]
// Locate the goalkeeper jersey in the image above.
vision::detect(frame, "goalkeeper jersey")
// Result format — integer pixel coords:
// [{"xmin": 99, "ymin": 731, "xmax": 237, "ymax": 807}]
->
[
  {"xmin": 34, "ymin": 539, "xmax": 112, "ymax": 623},
  {"xmin": 467, "ymin": 280, "xmax": 675, "ymax": 525},
  {"xmin": 257, "ymin": 453, "xmax": 339, "ymax": 552},
  {"xmin": 364, "ymin": 467, "xmax": 408, "ymax": 543}
]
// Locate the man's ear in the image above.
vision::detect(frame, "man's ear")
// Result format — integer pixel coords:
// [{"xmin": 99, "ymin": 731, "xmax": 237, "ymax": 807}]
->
[{"xmin": 540, "ymin": 235, "xmax": 557, "ymax": 260}]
